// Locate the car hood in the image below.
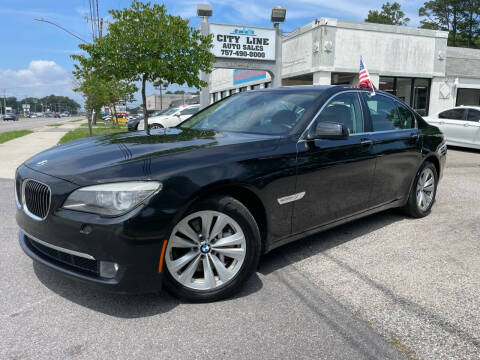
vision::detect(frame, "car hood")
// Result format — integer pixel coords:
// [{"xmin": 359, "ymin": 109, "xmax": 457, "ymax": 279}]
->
[{"xmin": 24, "ymin": 128, "xmax": 279, "ymax": 184}]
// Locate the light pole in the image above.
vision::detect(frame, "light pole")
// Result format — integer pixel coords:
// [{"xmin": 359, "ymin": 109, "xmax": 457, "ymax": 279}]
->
[
  {"xmin": 271, "ymin": 6, "xmax": 286, "ymax": 28},
  {"xmin": 197, "ymin": 4, "xmax": 212, "ymax": 109}
]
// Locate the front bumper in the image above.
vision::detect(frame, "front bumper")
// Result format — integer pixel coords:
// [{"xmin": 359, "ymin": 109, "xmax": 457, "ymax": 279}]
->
[{"xmin": 16, "ymin": 165, "xmax": 174, "ymax": 294}]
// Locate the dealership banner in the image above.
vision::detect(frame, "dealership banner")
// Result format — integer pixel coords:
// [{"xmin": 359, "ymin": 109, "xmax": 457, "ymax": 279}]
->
[
  {"xmin": 210, "ymin": 24, "xmax": 276, "ymax": 61},
  {"xmin": 233, "ymin": 70, "xmax": 267, "ymax": 85}
]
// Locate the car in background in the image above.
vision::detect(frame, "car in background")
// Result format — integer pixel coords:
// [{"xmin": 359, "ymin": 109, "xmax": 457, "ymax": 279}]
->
[
  {"xmin": 113, "ymin": 112, "xmax": 129, "ymax": 124},
  {"xmin": 424, "ymin": 106, "xmax": 480, "ymax": 149},
  {"xmin": 29, "ymin": 113, "xmax": 38, "ymax": 118},
  {"xmin": 3, "ymin": 112, "xmax": 18, "ymax": 121},
  {"xmin": 137, "ymin": 105, "xmax": 200, "ymax": 130},
  {"xmin": 60, "ymin": 112, "xmax": 70, "ymax": 117},
  {"xmin": 127, "ymin": 110, "xmax": 172, "ymax": 131},
  {"xmin": 127, "ymin": 114, "xmax": 144, "ymax": 131}
]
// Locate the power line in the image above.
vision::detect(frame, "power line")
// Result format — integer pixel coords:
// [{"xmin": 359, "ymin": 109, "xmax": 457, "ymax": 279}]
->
[{"xmin": 34, "ymin": 18, "xmax": 89, "ymax": 44}]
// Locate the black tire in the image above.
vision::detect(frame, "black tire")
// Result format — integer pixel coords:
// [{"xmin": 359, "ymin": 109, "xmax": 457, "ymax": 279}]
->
[
  {"xmin": 403, "ymin": 161, "xmax": 438, "ymax": 218},
  {"xmin": 149, "ymin": 123, "xmax": 163, "ymax": 130},
  {"xmin": 163, "ymin": 195, "xmax": 261, "ymax": 302}
]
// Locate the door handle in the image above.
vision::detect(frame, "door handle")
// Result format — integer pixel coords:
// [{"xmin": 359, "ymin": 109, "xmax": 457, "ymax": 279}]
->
[
  {"xmin": 464, "ymin": 123, "xmax": 470, "ymax": 127},
  {"xmin": 410, "ymin": 133, "xmax": 420, "ymax": 139},
  {"xmin": 438, "ymin": 121, "xmax": 445, "ymax": 125},
  {"xmin": 360, "ymin": 139, "xmax": 373, "ymax": 146}
]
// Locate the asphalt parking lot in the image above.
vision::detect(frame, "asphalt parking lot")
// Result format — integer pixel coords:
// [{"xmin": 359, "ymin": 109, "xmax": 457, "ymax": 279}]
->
[
  {"xmin": 1, "ymin": 147, "xmax": 479, "ymax": 360},
  {"xmin": 0, "ymin": 117, "xmax": 78, "ymax": 133}
]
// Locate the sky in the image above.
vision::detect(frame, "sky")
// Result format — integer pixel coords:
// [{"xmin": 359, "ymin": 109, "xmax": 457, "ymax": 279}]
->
[{"xmin": 0, "ymin": 0, "xmax": 426, "ymax": 108}]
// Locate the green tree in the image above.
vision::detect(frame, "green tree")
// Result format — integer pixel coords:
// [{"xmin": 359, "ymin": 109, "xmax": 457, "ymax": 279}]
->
[
  {"xmin": 459, "ymin": 0, "xmax": 480, "ymax": 47},
  {"xmin": 419, "ymin": 0, "xmax": 465, "ymax": 46},
  {"xmin": 365, "ymin": 2, "xmax": 410, "ymax": 26},
  {"xmin": 73, "ymin": 73, "xmax": 110, "ymax": 135},
  {"xmin": 74, "ymin": 1, "xmax": 214, "ymax": 134}
]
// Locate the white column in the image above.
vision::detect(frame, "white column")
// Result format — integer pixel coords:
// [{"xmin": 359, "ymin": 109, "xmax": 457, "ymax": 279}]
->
[
  {"xmin": 313, "ymin": 71, "xmax": 331, "ymax": 85},
  {"xmin": 370, "ymin": 73, "xmax": 380, "ymax": 89}
]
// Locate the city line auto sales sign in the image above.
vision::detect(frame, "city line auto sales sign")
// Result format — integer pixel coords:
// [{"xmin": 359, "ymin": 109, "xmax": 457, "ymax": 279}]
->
[{"xmin": 209, "ymin": 24, "xmax": 276, "ymax": 61}]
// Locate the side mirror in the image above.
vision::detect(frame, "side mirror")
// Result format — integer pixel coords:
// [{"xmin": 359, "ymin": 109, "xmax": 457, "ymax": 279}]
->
[
  {"xmin": 307, "ymin": 121, "xmax": 349, "ymax": 140},
  {"xmin": 176, "ymin": 113, "xmax": 181, "ymax": 117}
]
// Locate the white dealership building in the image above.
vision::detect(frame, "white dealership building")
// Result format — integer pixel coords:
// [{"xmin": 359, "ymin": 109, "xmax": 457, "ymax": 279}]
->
[{"xmin": 208, "ymin": 18, "xmax": 480, "ymax": 116}]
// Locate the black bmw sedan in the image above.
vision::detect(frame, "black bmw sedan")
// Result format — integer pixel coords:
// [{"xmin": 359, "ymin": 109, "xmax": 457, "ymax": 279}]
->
[{"xmin": 16, "ymin": 86, "xmax": 446, "ymax": 302}]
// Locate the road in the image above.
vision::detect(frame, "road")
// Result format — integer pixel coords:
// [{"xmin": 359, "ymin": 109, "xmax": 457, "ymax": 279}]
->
[
  {"xmin": 1, "ymin": 148, "xmax": 479, "ymax": 359},
  {"xmin": 0, "ymin": 116, "xmax": 82, "ymax": 133}
]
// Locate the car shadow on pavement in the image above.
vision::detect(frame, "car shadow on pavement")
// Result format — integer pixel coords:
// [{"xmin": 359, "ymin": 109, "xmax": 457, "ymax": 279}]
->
[
  {"xmin": 258, "ymin": 209, "xmax": 404, "ymax": 276},
  {"xmin": 33, "ymin": 262, "xmax": 263, "ymax": 318}
]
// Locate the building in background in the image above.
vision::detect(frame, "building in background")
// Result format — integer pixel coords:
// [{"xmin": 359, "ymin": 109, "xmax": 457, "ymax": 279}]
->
[
  {"xmin": 209, "ymin": 18, "xmax": 480, "ymax": 116},
  {"xmin": 146, "ymin": 93, "xmax": 199, "ymax": 111}
]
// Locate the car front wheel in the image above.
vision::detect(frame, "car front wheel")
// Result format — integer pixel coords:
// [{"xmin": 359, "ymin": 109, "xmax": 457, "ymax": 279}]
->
[
  {"xmin": 163, "ymin": 195, "xmax": 261, "ymax": 302},
  {"xmin": 404, "ymin": 161, "xmax": 438, "ymax": 218}
]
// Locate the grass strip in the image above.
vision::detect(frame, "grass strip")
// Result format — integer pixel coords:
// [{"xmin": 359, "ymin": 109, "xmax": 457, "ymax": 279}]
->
[
  {"xmin": 0, "ymin": 130, "xmax": 33, "ymax": 144},
  {"xmin": 58, "ymin": 126, "xmax": 126, "ymax": 145}
]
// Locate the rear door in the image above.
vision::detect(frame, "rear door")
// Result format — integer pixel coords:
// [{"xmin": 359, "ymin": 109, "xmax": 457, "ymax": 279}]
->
[
  {"xmin": 438, "ymin": 108, "xmax": 468, "ymax": 144},
  {"xmin": 465, "ymin": 109, "xmax": 480, "ymax": 146},
  {"xmin": 361, "ymin": 93, "xmax": 422, "ymax": 206},
  {"xmin": 293, "ymin": 91, "xmax": 376, "ymax": 233}
]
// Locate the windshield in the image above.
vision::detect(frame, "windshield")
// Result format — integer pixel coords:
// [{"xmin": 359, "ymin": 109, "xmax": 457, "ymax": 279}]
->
[{"xmin": 180, "ymin": 91, "xmax": 318, "ymax": 135}]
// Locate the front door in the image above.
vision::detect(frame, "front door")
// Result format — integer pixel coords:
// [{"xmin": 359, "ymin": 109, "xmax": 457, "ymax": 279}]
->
[
  {"xmin": 293, "ymin": 91, "xmax": 376, "ymax": 233},
  {"xmin": 361, "ymin": 93, "xmax": 422, "ymax": 206}
]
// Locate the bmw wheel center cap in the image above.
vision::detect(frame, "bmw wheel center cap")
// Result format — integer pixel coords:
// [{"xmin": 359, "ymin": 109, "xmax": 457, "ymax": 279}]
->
[{"xmin": 201, "ymin": 244, "xmax": 211, "ymax": 254}]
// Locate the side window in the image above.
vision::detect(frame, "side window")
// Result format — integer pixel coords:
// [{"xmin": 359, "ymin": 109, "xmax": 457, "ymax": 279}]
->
[
  {"xmin": 180, "ymin": 107, "xmax": 199, "ymax": 115},
  {"xmin": 438, "ymin": 109, "xmax": 466, "ymax": 120},
  {"xmin": 316, "ymin": 92, "xmax": 364, "ymax": 134},
  {"xmin": 396, "ymin": 103, "xmax": 416, "ymax": 129},
  {"xmin": 467, "ymin": 109, "xmax": 480, "ymax": 121},
  {"xmin": 363, "ymin": 94, "xmax": 402, "ymax": 131}
]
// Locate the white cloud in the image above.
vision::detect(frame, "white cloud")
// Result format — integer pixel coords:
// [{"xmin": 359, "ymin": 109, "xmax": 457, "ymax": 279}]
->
[{"xmin": 0, "ymin": 60, "xmax": 78, "ymax": 100}]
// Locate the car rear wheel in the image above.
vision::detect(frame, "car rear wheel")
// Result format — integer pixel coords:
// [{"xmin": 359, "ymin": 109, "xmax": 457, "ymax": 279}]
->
[
  {"xmin": 404, "ymin": 161, "xmax": 438, "ymax": 218},
  {"xmin": 163, "ymin": 195, "xmax": 261, "ymax": 302},
  {"xmin": 150, "ymin": 123, "xmax": 163, "ymax": 130}
]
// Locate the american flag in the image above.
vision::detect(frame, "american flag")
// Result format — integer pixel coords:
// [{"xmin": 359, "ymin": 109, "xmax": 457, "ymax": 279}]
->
[{"xmin": 359, "ymin": 57, "xmax": 376, "ymax": 90}]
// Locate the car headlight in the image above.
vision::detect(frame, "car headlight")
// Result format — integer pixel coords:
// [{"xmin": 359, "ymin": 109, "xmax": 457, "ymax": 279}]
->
[{"xmin": 62, "ymin": 181, "xmax": 162, "ymax": 216}]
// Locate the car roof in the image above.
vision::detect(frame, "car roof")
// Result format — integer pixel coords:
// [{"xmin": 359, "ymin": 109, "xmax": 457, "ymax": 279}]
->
[
  {"xmin": 458, "ymin": 105, "xmax": 480, "ymax": 110},
  {"xmin": 436, "ymin": 106, "xmax": 480, "ymax": 114},
  {"xmin": 248, "ymin": 85, "xmax": 395, "ymax": 97}
]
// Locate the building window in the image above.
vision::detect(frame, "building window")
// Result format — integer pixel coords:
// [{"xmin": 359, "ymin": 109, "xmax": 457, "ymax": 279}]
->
[
  {"xmin": 239, "ymin": 87, "xmax": 247, "ymax": 92},
  {"xmin": 221, "ymin": 90, "xmax": 227, "ymax": 99},
  {"xmin": 264, "ymin": 82, "xmax": 271, "ymax": 88},
  {"xmin": 379, "ymin": 77, "xmax": 430, "ymax": 116},
  {"xmin": 212, "ymin": 92, "xmax": 217, "ymax": 102},
  {"xmin": 456, "ymin": 88, "xmax": 480, "ymax": 106},
  {"xmin": 229, "ymin": 89, "xmax": 235, "ymax": 95},
  {"xmin": 251, "ymin": 84, "xmax": 261, "ymax": 90}
]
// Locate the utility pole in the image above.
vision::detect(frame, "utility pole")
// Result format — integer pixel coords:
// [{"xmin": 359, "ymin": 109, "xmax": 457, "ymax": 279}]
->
[{"xmin": 3, "ymin": 89, "xmax": 6, "ymax": 115}]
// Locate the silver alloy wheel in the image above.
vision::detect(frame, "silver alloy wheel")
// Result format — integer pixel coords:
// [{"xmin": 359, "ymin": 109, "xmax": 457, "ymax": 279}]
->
[
  {"xmin": 416, "ymin": 167, "xmax": 435, "ymax": 212},
  {"xmin": 165, "ymin": 210, "xmax": 247, "ymax": 291}
]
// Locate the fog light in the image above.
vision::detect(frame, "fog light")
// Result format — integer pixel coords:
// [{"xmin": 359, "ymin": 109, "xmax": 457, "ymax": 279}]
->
[{"xmin": 100, "ymin": 261, "xmax": 119, "ymax": 278}]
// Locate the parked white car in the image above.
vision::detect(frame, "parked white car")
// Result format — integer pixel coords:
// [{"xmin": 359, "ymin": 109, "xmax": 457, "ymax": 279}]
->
[
  {"xmin": 137, "ymin": 105, "xmax": 200, "ymax": 130},
  {"xmin": 424, "ymin": 106, "xmax": 480, "ymax": 149}
]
